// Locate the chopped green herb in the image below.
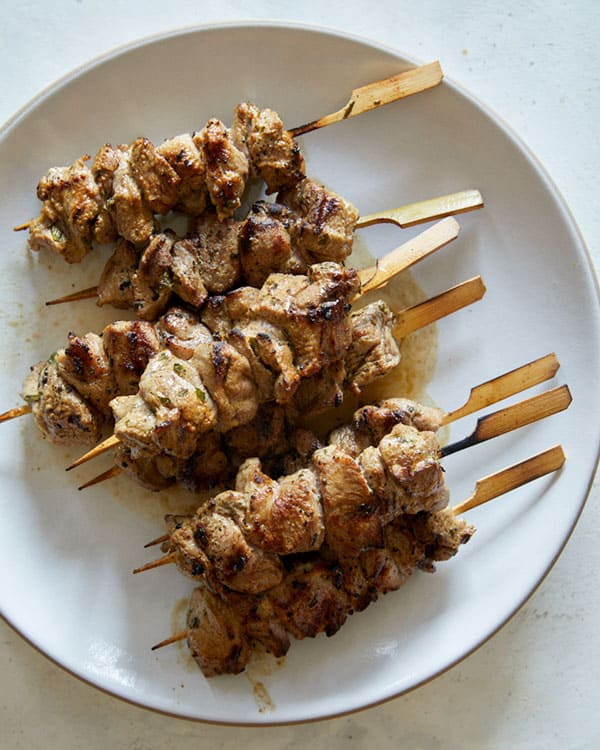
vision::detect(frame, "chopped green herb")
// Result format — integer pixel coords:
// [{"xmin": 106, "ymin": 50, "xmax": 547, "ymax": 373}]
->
[
  {"xmin": 173, "ymin": 362, "xmax": 185, "ymax": 376},
  {"xmin": 196, "ymin": 388, "xmax": 206, "ymax": 403}
]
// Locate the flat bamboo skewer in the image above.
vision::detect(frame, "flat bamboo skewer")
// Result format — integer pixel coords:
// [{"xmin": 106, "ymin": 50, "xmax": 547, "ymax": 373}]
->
[
  {"xmin": 17, "ymin": 64, "xmax": 444, "ymax": 239},
  {"xmin": 44, "ymin": 192, "xmax": 481, "ymax": 308},
  {"xmin": 135, "ymin": 389, "xmax": 571, "ymax": 574},
  {"xmin": 355, "ymin": 189, "xmax": 483, "ymax": 230},
  {"xmin": 451, "ymin": 444, "xmax": 566, "ymax": 515},
  {"xmin": 357, "ymin": 217, "xmax": 459, "ymax": 294},
  {"xmin": 441, "ymin": 353, "xmax": 561, "ymax": 426},
  {"xmin": 288, "ymin": 62, "xmax": 444, "ymax": 137},
  {"xmin": 439, "ymin": 385, "xmax": 571, "ymax": 457},
  {"xmin": 393, "ymin": 276, "xmax": 485, "ymax": 338},
  {"xmin": 0, "ymin": 404, "xmax": 31, "ymax": 422},
  {"xmin": 148, "ymin": 442, "xmax": 566, "ymax": 651}
]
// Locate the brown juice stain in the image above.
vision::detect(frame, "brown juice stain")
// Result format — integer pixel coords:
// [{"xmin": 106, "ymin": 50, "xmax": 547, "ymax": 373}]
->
[{"xmin": 245, "ymin": 673, "xmax": 276, "ymax": 713}]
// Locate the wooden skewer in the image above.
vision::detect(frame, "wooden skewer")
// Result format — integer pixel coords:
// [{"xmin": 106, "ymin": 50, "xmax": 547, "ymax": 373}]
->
[
  {"xmin": 357, "ymin": 216, "xmax": 460, "ymax": 295},
  {"xmin": 65, "ymin": 434, "xmax": 120, "ymax": 471},
  {"xmin": 452, "ymin": 444, "xmax": 566, "ymax": 515},
  {"xmin": 44, "ymin": 191, "xmax": 481, "ymax": 308},
  {"xmin": 46, "ymin": 285, "xmax": 99, "ymax": 306},
  {"xmin": 440, "ymin": 385, "xmax": 571, "ymax": 457},
  {"xmin": 356, "ymin": 189, "xmax": 483, "ymax": 229},
  {"xmin": 289, "ymin": 62, "xmax": 444, "ymax": 137},
  {"xmin": 151, "ymin": 630, "xmax": 189, "ymax": 651},
  {"xmin": 150, "ymin": 443, "xmax": 566, "ymax": 652},
  {"xmin": 0, "ymin": 403, "xmax": 32, "ymax": 423},
  {"xmin": 394, "ymin": 276, "xmax": 485, "ymax": 338},
  {"xmin": 442, "ymin": 353, "xmax": 561, "ymax": 425},
  {"xmin": 77, "ymin": 465, "xmax": 122, "ymax": 490},
  {"xmin": 144, "ymin": 533, "xmax": 170, "ymax": 549},
  {"xmin": 132, "ymin": 552, "xmax": 177, "ymax": 575}
]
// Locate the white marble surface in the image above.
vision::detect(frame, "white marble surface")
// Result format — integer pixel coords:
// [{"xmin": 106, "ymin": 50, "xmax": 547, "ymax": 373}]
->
[{"xmin": 1, "ymin": 1, "xmax": 599, "ymax": 747}]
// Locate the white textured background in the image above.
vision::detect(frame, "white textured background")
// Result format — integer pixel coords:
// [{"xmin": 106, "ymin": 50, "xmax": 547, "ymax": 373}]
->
[{"xmin": 1, "ymin": 1, "xmax": 598, "ymax": 748}]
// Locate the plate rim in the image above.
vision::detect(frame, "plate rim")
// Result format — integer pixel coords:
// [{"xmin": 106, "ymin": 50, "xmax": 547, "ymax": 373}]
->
[{"xmin": 1, "ymin": 19, "xmax": 600, "ymax": 726}]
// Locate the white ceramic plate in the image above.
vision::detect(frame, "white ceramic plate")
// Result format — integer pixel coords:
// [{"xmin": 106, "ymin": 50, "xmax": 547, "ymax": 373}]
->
[{"xmin": 1, "ymin": 23, "xmax": 599, "ymax": 725}]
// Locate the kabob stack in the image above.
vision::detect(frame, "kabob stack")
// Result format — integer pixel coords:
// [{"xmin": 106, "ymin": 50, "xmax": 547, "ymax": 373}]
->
[{"xmin": 3, "ymin": 62, "xmax": 569, "ymax": 678}]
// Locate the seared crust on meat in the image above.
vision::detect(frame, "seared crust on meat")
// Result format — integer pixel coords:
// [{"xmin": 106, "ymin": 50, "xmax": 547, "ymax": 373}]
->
[{"xmin": 22, "ymin": 361, "xmax": 102, "ymax": 446}]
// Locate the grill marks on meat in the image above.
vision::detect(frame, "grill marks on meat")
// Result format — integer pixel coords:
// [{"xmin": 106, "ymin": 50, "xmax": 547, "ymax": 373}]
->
[
  {"xmin": 23, "ymin": 318, "xmax": 164, "ymax": 446},
  {"xmin": 201, "ymin": 262, "xmax": 360, "ymax": 406},
  {"xmin": 21, "ymin": 361, "xmax": 102, "ymax": 446},
  {"xmin": 94, "ymin": 179, "xmax": 359, "ymax": 317},
  {"xmin": 26, "ymin": 104, "xmax": 312, "ymax": 264},
  {"xmin": 184, "ymin": 506, "xmax": 474, "ymax": 677},
  {"xmin": 28, "ymin": 157, "xmax": 106, "ymax": 263},
  {"xmin": 159, "ymin": 399, "xmax": 449, "ymax": 593},
  {"xmin": 198, "ymin": 119, "xmax": 249, "ymax": 221},
  {"xmin": 278, "ymin": 178, "xmax": 359, "ymax": 264}
]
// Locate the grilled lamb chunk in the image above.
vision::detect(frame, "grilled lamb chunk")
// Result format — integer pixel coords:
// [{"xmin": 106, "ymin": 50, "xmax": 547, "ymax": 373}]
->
[
  {"xmin": 101, "ymin": 320, "xmax": 161, "ymax": 395},
  {"xmin": 278, "ymin": 178, "xmax": 359, "ymax": 263},
  {"xmin": 167, "ymin": 491, "xmax": 284, "ymax": 594},
  {"xmin": 129, "ymin": 137, "xmax": 180, "ymax": 215},
  {"xmin": 132, "ymin": 232, "xmax": 207, "ymax": 320},
  {"xmin": 238, "ymin": 202, "xmax": 294, "ymax": 287},
  {"xmin": 312, "ymin": 445, "xmax": 384, "ymax": 557},
  {"xmin": 110, "ymin": 146, "xmax": 156, "ymax": 245},
  {"xmin": 22, "ymin": 361, "xmax": 102, "ymax": 445},
  {"xmin": 155, "ymin": 306, "xmax": 213, "ymax": 360},
  {"xmin": 358, "ymin": 422, "xmax": 448, "ymax": 518},
  {"xmin": 111, "ymin": 350, "xmax": 217, "ymax": 459},
  {"xmin": 197, "ymin": 119, "xmax": 249, "ymax": 221},
  {"xmin": 157, "ymin": 133, "xmax": 210, "ymax": 215},
  {"xmin": 244, "ymin": 105, "xmax": 306, "ymax": 193},
  {"xmin": 328, "ymin": 398, "xmax": 444, "ymax": 457},
  {"xmin": 185, "ymin": 213, "xmax": 242, "ymax": 293},
  {"xmin": 190, "ymin": 340, "xmax": 259, "ymax": 434},
  {"xmin": 346, "ymin": 301, "xmax": 401, "ymax": 391},
  {"xmin": 236, "ymin": 458, "xmax": 325, "ymax": 555},
  {"xmin": 89, "ymin": 145, "xmax": 120, "ymax": 244},
  {"xmin": 97, "ymin": 239, "xmax": 138, "ymax": 309},
  {"xmin": 186, "ymin": 587, "xmax": 256, "ymax": 677},
  {"xmin": 55, "ymin": 332, "xmax": 117, "ymax": 413},
  {"xmin": 28, "ymin": 157, "xmax": 103, "ymax": 263}
]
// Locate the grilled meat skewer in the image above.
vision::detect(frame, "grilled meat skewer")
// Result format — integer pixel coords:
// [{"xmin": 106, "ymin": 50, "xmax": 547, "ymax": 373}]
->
[
  {"xmin": 152, "ymin": 444, "xmax": 565, "ymax": 677},
  {"xmin": 135, "ymin": 387, "xmax": 570, "ymax": 591},
  {"xmin": 45, "ymin": 188, "xmax": 483, "ymax": 318},
  {"xmin": 19, "ymin": 63, "xmax": 442, "ymax": 264}
]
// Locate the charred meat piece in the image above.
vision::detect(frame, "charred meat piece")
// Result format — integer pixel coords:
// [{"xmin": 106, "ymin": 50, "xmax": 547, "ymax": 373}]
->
[
  {"xmin": 197, "ymin": 119, "xmax": 249, "ymax": 221},
  {"xmin": 278, "ymin": 177, "xmax": 359, "ymax": 264},
  {"xmin": 166, "ymin": 490, "xmax": 284, "ymax": 594},
  {"xmin": 21, "ymin": 361, "xmax": 102, "ymax": 446},
  {"xmin": 97, "ymin": 239, "xmax": 138, "ymax": 309},
  {"xmin": 28, "ymin": 157, "xmax": 104, "ymax": 263},
  {"xmin": 55, "ymin": 332, "xmax": 118, "ymax": 413},
  {"xmin": 111, "ymin": 349, "xmax": 217, "ymax": 460},
  {"xmin": 101, "ymin": 320, "xmax": 161, "ymax": 395},
  {"xmin": 240, "ymin": 104, "xmax": 306, "ymax": 193},
  {"xmin": 157, "ymin": 133, "xmax": 210, "ymax": 215},
  {"xmin": 129, "ymin": 137, "xmax": 180, "ymax": 215}
]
